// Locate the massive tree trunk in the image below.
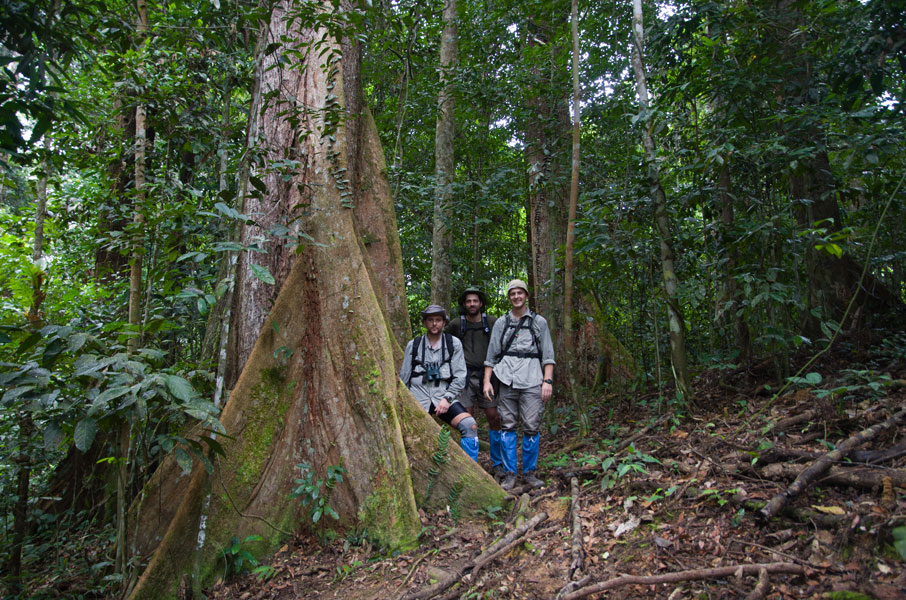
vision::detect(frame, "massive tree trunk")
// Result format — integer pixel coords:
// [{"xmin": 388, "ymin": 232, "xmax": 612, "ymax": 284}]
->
[
  {"xmin": 630, "ymin": 0, "xmax": 692, "ymax": 402},
  {"xmin": 228, "ymin": 3, "xmax": 411, "ymax": 383},
  {"xmin": 128, "ymin": 4, "xmax": 502, "ymax": 597},
  {"xmin": 430, "ymin": 0, "xmax": 457, "ymax": 310}
]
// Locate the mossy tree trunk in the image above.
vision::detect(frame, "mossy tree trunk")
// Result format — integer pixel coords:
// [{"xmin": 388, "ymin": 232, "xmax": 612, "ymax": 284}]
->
[{"xmin": 128, "ymin": 3, "xmax": 503, "ymax": 597}]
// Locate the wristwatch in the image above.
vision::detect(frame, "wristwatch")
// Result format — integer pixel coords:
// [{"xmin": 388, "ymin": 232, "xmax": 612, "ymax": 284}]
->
[{"xmin": 543, "ymin": 378, "xmax": 553, "ymax": 385}]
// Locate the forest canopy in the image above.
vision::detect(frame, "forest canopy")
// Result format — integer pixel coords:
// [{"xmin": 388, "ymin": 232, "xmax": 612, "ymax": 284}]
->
[{"xmin": 1, "ymin": 0, "xmax": 904, "ymax": 597}]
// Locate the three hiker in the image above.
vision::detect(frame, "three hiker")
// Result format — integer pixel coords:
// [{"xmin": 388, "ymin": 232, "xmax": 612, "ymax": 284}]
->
[{"xmin": 402, "ymin": 281, "xmax": 555, "ymax": 492}]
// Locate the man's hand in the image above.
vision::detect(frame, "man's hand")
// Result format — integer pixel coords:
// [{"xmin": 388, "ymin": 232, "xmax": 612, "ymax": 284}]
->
[
  {"xmin": 541, "ymin": 381, "xmax": 552, "ymax": 402},
  {"xmin": 483, "ymin": 380, "xmax": 495, "ymax": 401},
  {"xmin": 436, "ymin": 398, "xmax": 451, "ymax": 414}
]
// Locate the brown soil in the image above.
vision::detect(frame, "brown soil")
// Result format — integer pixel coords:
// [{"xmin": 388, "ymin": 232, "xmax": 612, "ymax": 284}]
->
[{"xmin": 206, "ymin": 357, "xmax": 906, "ymax": 600}]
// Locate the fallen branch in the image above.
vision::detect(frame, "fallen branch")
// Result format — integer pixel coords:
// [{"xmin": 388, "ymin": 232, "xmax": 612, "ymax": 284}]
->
[
  {"xmin": 470, "ymin": 511, "xmax": 548, "ymax": 578},
  {"xmin": 759, "ymin": 463, "xmax": 906, "ymax": 489},
  {"xmin": 559, "ymin": 562, "xmax": 806, "ymax": 600},
  {"xmin": 760, "ymin": 409, "xmax": 906, "ymax": 521},
  {"xmin": 568, "ymin": 477, "xmax": 585, "ymax": 581},
  {"xmin": 397, "ymin": 511, "xmax": 548, "ymax": 600}
]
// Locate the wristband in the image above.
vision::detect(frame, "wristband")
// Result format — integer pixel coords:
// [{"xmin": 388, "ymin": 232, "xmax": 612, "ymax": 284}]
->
[{"xmin": 543, "ymin": 378, "xmax": 553, "ymax": 385}]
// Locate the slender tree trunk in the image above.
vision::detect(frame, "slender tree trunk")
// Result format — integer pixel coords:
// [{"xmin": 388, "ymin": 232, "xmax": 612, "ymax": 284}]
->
[
  {"xmin": 717, "ymin": 164, "xmax": 750, "ymax": 363},
  {"xmin": 525, "ymin": 17, "xmax": 553, "ymax": 315},
  {"xmin": 430, "ymin": 0, "xmax": 457, "ymax": 309},
  {"xmin": 562, "ymin": 0, "xmax": 586, "ymax": 430},
  {"xmin": 630, "ymin": 0, "xmax": 692, "ymax": 402}
]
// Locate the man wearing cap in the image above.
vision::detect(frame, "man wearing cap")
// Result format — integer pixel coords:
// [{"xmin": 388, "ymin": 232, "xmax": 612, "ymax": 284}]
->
[
  {"xmin": 400, "ymin": 304, "xmax": 479, "ymax": 461},
  {"xmin": 483, "ymin": 280, "xmax": 555, "ymax": 490},
  {"xmin": 446, "ymin": 287, "xmax": 503, "ymax": 477}
]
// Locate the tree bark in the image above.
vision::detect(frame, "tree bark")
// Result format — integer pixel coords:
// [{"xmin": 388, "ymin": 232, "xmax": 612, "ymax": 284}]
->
[
  {"xmin": 430, "ymin": 0, "xmax": 457, "ymax": 310},
  {"xmin": 127, "ymin": 4, "xmax": 503, "ymax": 596},
  {"xmin": 629, "ymin": 0, "xmax": 692, "ymax": 402}
]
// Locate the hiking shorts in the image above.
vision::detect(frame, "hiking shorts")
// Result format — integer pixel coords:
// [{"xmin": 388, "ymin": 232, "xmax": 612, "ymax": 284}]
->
[
  {"xmin": 497, "ymin": 382, "xmax": 543, "ymax": 434},
  {"xmin": 458, "ymin": 369, "xmax": 497, "ymax": 409}
]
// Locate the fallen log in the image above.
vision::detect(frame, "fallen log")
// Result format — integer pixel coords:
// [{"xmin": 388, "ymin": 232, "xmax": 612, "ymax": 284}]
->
[
  {"xmin": 755, "ymin": 437, "xmax": 906, "ymax": 466},
  {"xmin": 759, "ymin": 409, "xmax": 906, "ymax": 521},
  {"xmin": 759, "ymin": 463, "xmax": 906, "ymax": 489},
  {"xmin": 558, "ymin": 562, "xmax": 806, "ymax": 600}
]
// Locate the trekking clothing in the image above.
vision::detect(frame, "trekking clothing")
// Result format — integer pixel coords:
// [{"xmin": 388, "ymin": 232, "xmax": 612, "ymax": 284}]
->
[
  {"xmin": 401, "ymin": 332, "xmax": 478, "ymax": 462},
  {"xmin": 522, "ymin": 433, "xmax": 540, "ymax": 473},
  {"xmin": 454, "ymin": 369, "xmax": 496, "ymax": 409},
  {"xmin": 523, "ymin": 471, "xmax": 544, "ymax": 489},
  {"xmin": 497, "ymin": 382, "xmax": 544, "ymax": 434},
  {"xmin": 486, "ymin": 306, "xmax": 555, "ymax": 476},
  {"xmin": 400, "ymin": 334, "xmax": 466, "ymax": 412},
  {"xmin": 460, "ymin": 435, "xmax": 479, "ymax": 461},
  {"xmin": 446, "ymin": 314, "xmax": 496, "ymax": 368},
  {"xmin": 484, "ymin": 309, "xmax": 555, "ymax": 389},
  {"xmin": 488, "ymin": 429, "xmax": 503, "ymax": 470}
]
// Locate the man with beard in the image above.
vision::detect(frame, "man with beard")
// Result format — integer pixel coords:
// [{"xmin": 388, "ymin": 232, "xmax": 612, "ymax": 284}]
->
[
  {"xmin": 401, "ymin": 304, "xmax": 478, "ymax": 460},
  {"xmin": 446, "ymin": 287, "xmax": 502, "ymax": 477}
]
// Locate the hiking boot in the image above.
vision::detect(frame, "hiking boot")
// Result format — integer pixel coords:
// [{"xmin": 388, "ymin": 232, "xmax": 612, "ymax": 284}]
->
[
  {"xmin": 492, "ymin": 465, "xmax": 506, "ymax": 481},
  {"xmin": 501, "ymin": 473, "xmax": 518, "ymax": 491},
  {"xmin": 523, "ymin": 472, "xmax": 544, "ymax": 489}
]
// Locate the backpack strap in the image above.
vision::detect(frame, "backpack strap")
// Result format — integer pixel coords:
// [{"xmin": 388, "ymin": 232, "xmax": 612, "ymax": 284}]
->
[
  {"xmin": 497, "ymin": 314, "xmax": 541, "ymax": 362},
  {"xmin": 409, "ymin": 333, "xmax": 455, "ymax": 387}
]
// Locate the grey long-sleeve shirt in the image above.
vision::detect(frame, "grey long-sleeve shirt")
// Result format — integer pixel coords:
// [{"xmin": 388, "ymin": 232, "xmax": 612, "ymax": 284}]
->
[
  {"xmin": 399, "ymin": 334, "xmax": 467, "ymax": 411},
  {"xmin": 484, "ymin": 309, "xmax": 555, "ymax": 390}
]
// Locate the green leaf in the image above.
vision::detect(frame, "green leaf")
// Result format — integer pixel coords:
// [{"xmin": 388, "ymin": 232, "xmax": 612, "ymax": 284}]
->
[
  {"xmin": 2, "ymin": 385, "xmax": 35, "ymax": 405},
  {"xmin": 95, "ymin": 385, "xmax": 131, "ymax": 406},
  {"xmin": 44, "ymin": 421, "xmax": 64, "ymax": 450},
  {"xmin": 804, "ymin": 372, "xmax": 822, "ymax": 385},
  {"xmin": 166, "ymin": 375, "xmax": 194, "ymax": 402},
  {"xmin": 175, "ymin": 447, "xmax": 193, "ymax": 473},
  {"xmin": 249, "ymin": 263, "xmax": 275, "ymax": 285},
  {"xmin": 893, "ymin": 527, "xmax": 906, "ymax": 561},
  {"xmin": 73, "ymin": 354, "xmax": 103, "ymax": 377},
  {"xmin": 74, "ymin": 418, "xmax": 98, "ymax": 452},
  {"xmin": 249, "ymin": 176, "xmax": 268, "ymax": 194}
]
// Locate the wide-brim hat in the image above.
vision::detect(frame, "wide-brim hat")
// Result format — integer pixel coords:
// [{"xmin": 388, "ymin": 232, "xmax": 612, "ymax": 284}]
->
[
  {"xmin": 420, "ymin": 304, "xmax": 450, "ymax": 323},
  {"xmin": 457, "ymin": 286, "xmax": 487, "ymax": 308}
]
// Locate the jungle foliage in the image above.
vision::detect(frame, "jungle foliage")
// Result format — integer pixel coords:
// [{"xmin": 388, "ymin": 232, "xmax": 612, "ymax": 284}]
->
[{"xmin": 1, "ymin": 0, "xmax": 904, "ymax": 596}]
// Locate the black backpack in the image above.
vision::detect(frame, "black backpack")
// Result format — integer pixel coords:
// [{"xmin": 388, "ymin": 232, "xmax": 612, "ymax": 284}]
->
[
  {"xmin": 456, "ymin": 313, "xmax": 490, "ymax": 338},
  {"xmin": 407, "ymin": 333, "xmax": 455, "ymax": 388}
]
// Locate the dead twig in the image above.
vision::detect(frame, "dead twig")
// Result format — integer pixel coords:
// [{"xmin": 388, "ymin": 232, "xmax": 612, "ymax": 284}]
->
[
  {"xmin": 760, "ymin": 409, "xmax": 906, "ymax": 521},
  {"xmin": 559, "ymin": 562, "xmax": 807, "ymax": 600},
  {"xmin": 397, "ymin": 512, "xmax": 548, "ymax": 600}
]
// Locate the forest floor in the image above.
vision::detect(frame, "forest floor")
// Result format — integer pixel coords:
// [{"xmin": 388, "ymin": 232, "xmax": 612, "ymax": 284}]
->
[{"xmin": 204, "ymin": 340, "xmax": 906, "ymax": 600}]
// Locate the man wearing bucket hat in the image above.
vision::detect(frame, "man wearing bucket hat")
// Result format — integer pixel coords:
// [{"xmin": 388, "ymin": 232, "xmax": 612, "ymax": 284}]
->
[
  {"xmin": 482, "ymin": 279, "xmax": 555, "ymax": 490},
  {"xmin": 446, "ymin": 287, "xmax": 503, "ymax": 477},
  {"xmin": 400, "ymin": 304, "xmax": 479, "ymax": 461}
]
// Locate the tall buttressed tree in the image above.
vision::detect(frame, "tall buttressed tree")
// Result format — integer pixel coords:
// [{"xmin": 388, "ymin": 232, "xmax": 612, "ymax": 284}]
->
[{"xmin": 128, "ymin": 2, "xmax": 503, "ymax": 597}]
